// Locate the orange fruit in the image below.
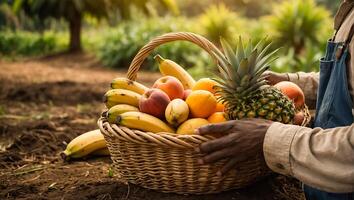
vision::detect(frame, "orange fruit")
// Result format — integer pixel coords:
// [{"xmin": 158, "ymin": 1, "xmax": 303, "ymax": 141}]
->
[
  {"xmin": 208, "ymin": 112, "xmax": 227, "ymax": 123},
  {"xmin": 192, "ymin": 78, "xmax": 219, "ymax": 94},
  {"xmin": 186, "ymin": 90, "xmax": 217, "ymax": 118},
  {"xmin": 215, "ymin": 101, "xmax": 225, "ymax": 112}
]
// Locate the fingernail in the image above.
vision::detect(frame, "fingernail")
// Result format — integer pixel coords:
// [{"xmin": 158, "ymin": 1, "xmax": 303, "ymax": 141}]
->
[
  {"xmin": 194, "ymin": 129, "xmax": 200, "ymax": 134},
  {"xmin": 197, "ymin": 159, "xmax": 204, "ymax": 165}
]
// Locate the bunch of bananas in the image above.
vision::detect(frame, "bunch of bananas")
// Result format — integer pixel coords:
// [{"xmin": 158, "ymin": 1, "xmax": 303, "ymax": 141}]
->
[{"xmin": 62, "ymin": 55, "xmax": 215, "ymax": 160}]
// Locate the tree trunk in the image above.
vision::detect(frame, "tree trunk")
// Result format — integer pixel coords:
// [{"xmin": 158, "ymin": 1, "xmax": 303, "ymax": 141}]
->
[{"xmin": 68, "ymin": 12, "xmax": 82, "ymax": 52}]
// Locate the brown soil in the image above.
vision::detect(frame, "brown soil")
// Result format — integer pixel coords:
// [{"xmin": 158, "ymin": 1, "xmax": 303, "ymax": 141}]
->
[{"xmin": 0, "ymin": 53, "xmax": 304, "ymax": 200}]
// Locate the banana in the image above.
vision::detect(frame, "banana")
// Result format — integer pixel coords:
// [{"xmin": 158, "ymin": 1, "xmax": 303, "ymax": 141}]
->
[
  {"xmin": 61, "ymin": 129, "xmax": 106, "ymax": 161},
  {"xmin": 111, "ymin": 78, "xmax": 148, "ymax": 95},
  {"xmin": 91, "ymin": 147, "xmax": 110, "ymax": 156},
  {"xmin": 107, "ymin": 104, "xmax": 139, "ymax": 124},
  {"xmin": 115, "ymin": 111, "xmax": 175, "ymax": 133},
  {"xmin": 165, "ymin": 99, "xmax": 189, "ymax": 127},
  {"xmin": 154, "ymin": 54, "xmax": 196, "ymax": 89},
  {"xmin": 176, "ymin": 118, "xmax": 210, "ymax": 135},
  {"xmin": 103, "ymin": 89, "xmax": 141, "ymax": 108}
]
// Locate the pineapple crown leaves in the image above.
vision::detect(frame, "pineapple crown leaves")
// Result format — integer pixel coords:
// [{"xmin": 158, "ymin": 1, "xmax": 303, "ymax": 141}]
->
[{"xmin": 211, "ymin": 36, "xmax": 279, "ymax": 98}]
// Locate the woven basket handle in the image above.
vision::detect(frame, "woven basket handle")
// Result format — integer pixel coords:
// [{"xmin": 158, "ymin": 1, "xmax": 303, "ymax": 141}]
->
[{"xmin": 126, "ymin": 32, "xmax": 219, "ymax": 80}]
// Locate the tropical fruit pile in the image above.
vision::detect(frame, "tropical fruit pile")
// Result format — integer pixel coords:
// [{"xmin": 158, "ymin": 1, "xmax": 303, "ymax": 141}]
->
[
  {"xmin": 62, "ymin": 37, "xmax": 307, "ymax": 160},
  {"xmin": 103, "ymin": 39, "xmax": 306, "ymax": 135},
  {"xmin": 103, "ymin": 54, "xmax": 229, "ymax": 135}
]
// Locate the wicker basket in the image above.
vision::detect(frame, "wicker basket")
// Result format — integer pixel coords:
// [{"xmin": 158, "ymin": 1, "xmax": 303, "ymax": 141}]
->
[{"xmin": 98, "ymin": 32, "xmax": 311, "ymax": 194}]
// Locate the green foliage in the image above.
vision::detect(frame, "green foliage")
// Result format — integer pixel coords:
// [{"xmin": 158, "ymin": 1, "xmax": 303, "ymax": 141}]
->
[
  {"xmin": 0, "ymin": 3, "xmax": 19, "ymax": 30},
  {"xmin": 316, "ymin": 0, "xmax": 341, "ymax": 14},
  {"xmin": 265, "ymin": 0, "xmax": 331, "ymax": 54},
  {"xmin": 199, "ymin": 4, "xmax": 244, "ymax": 45},
  {"xmin": 96, "ymin": 17, "xmax": 212, "ymax": 73},
  {"xmin": 273, "ymin": 42, "xmax": 322, "ymax": 73},
  {"xmin": 0, "ymin": 30, "xmax": 67, "ymax": 56},
  {"xmin": 13, "ymin": 0, "xmax": 115, "ymax": 20}
]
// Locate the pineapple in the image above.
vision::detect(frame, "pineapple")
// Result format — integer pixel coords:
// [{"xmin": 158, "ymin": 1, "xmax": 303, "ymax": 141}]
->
[{"xmin": 211, "ymin": 37, "xmax": 295, "ymax": 123}]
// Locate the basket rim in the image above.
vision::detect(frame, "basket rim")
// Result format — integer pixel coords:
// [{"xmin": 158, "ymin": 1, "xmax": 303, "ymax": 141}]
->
[
  {"xmin": 98, "ymin": 117, "xmax": 215, "ymax": 149},
  {"xmin": 98, "ymin": 105, "xmax": 311, "ymax": 149}
]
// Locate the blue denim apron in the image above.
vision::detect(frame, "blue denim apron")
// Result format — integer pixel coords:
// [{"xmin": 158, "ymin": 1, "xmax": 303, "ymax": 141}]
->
[{"xmin": 303, "ymin": 39, "xmax": 354, "ymax": 199}]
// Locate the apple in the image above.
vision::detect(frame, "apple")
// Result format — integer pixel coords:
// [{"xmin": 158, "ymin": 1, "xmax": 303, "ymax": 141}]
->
[
  {"xmin": 183, "ymin": 89, "xmax": 192, "ymax": 100},
  {"xmin": 152, "ymin": 76, "xmax": 184, "ymax": 100},
  {"xmin": 139, "ymin": 89, "xmax": 170, "ymax": 118},
  {"xmin": 274, "ymin": 81, "xmax": 305, "ymax": 108}
]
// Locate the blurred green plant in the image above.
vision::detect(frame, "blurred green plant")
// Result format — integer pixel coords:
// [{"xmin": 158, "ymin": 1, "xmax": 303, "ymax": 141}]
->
[
  {"xmin": 0, "ymin": 3, "xmax": 19, "ymax": 30},
  {"xmin": 265, "ymin": 0, "xmax": 331, "ymax": 55},
  {"xmin": 199, "ymin": 4, "xmax": 244, "ymax": 45},
  {"xmin": 316, "ymin": 0, "xmax": 340, "ymax": 14},
  {"xmin": 96, "ymin": 17, "xmax": 213, "ymax": 74},
  {"xmin": 0, "ymin": 30, "xmax": 67, "ymax": 56},
  {"xmin": 13, "ymin": 0, "xmax": 179, "ymax": 52},
  {"xmin": 273, "ymin": 41, "xmax": 322, "ymax": 73}
]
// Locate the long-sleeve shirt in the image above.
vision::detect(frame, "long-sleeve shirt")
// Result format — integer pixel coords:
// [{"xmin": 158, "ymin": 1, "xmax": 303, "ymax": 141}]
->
[{"xmin": 263, "ymin": 2, "xmax": 354, "ymax": 193}]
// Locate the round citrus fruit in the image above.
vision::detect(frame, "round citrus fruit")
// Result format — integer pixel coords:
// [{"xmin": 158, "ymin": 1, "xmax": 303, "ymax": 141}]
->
[
  {"xmin": 215, "ymin": 101, "xmax": 225, "ymax": 112},
  {"xmin": 192, "ymin": 78, "xmax": 219, "ymax": 94},
  {"xmin": 186, "ymin": 90, "xmax": 217, "ymax": 118},
  {"xmin": 208, "ymin": 112, "xmax": 227, "ymax": 123}
]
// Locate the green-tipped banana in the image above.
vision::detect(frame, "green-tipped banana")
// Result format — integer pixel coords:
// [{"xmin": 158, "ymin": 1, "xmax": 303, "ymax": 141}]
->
[
  {"xmin": 107, "ymin": 104, "xmax": 139, "ymax": 123},
  {"xmin": 103, "ymin": 89, "xmax": 141, "ymax": 108},
  {"xmin": 111, "ymin": 78, "xmax": 148, "ymax": 95},
  {"xmin": 61, "ymin": 129, "xmax": 106, "ymax": 161}
]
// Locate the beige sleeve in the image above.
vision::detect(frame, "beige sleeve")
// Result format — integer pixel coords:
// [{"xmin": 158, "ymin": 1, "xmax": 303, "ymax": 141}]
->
[
  {"xmin": 263, "ymin": 122, "xmax": 354, "ymax": 193},
  {"xmin": 287, "ymin": 72, "xmax": 319, "ymax": 109}
]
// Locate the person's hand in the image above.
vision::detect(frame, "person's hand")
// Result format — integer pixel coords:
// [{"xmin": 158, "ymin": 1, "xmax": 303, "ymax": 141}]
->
[
  {"xmin": 195, "ymin": 118, "xmax": 273, "ymax": 176},
  {"xmin": 263, "ymin": 71, "xmax": 289, "ymax": 85}
]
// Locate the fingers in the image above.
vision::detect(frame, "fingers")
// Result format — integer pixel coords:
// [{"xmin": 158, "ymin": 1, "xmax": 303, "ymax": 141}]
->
[
  {"xmin": 216, "ymin": 158, "xmax": 239, "ymax": 177},
  {"xmin": 196, "ymin": 121, "xmax": 235, "ymax": 135},
  {"xmin": 198, "ymin": 133, "xmax": 236, "ymax": 154},
  {"xmin": 217, "ymin": 155, "xmax": 248, "ymax": 176},
  {"xmin": 200, "ymin": 147, "xmax": 234, "ymax": 164}
]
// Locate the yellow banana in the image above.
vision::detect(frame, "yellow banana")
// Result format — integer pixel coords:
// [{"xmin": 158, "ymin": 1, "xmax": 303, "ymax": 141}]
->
[
  {"xmin": 115, "ymin": 111, "xmax": 175, "ymax": 133},
  {"xmin": 107, "ymin": 104, "xmax": 139, "ymax": 124},
  {"xmin": 154, "ymin": 54, "xmax": 196, "ymax": 89},
  {"xmin": 91, "ymin": 147, "xmax": 110, "ymax": 156},
  {"xmin": 165, "ymin": 99, "xmax": 189, "ymax": 127},
  {"xmin": 61, "ymin": 129, "xmax": 106, "ymax": 161},
  {"xmin": 111, "ymin": 77, "xmax": 148, "ymax": 95},
  {"xmin": 103, "ymin": 89, "xmax": 141, "ymax": 108},
  {"xmin": 176, "ymin": 118, "xmax": 210, "ymax": 135}
]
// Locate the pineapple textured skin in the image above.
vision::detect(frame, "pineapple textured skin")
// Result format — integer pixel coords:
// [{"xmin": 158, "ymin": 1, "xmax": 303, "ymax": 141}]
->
[{"xmin": 212, "ymin": 37, "xmax": 295, "ymax": 124}]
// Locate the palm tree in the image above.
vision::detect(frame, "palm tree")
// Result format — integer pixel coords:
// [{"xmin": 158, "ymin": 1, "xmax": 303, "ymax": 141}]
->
[{"xmin": 13, "ymin": 0, "xmax": 178, "ymax": 52}]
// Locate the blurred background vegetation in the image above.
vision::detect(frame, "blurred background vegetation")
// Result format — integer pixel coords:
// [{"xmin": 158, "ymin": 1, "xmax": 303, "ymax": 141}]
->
[{"xmin": 0, "ymin": 0, "xmax": 340, "ymax": 77}]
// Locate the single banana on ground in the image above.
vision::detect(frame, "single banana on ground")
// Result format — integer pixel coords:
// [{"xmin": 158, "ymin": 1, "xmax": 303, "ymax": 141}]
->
[
  {"xmin": 91, "ymin": 147, "xmax": 110, "ymax": 156},
  {"xmin": 114, "ymin": 111, "xmax": 175, "ymax": 133},
  {"xmin": 165, "ymin": 99, "xmax": 189, "ymax": 127},
  {"xmin": 107, "ymin": 104, "xmax": 139, "ymax": 124},
  {"xmin": 154, "ymin": 54, "xmax": 195, "ymax": 89},
  {"xmin": 103, "ymin": 89, "xmax": 141, "ymax": 108},
  {"xmin": 111, "ymin": 77, "xmax": 148, "ymax": 95},
  {"xmin": 61, "ymin": 129, "xmax": 106, "ymax": 161}
]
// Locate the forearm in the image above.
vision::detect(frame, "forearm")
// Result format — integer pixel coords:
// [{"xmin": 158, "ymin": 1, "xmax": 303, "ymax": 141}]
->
[
  {"xmin": 287, "ymin": 72, "xmax": 319, "ymax": 109},
  {"xmin": 264, "ymin": 122, "xmax": 354, "ymax": 193}
]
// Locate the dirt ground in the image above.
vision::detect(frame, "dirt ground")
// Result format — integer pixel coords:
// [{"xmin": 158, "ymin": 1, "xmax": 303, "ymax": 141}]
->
[{"xmin": 0, "ymin": 53, "xmax": 305, "ymax": 200}]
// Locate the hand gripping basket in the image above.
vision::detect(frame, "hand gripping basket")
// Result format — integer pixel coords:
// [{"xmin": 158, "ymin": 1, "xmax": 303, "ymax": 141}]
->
[{"xmin": 98, "ymin": 32, "xmax": 311, "ymax": 194}]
